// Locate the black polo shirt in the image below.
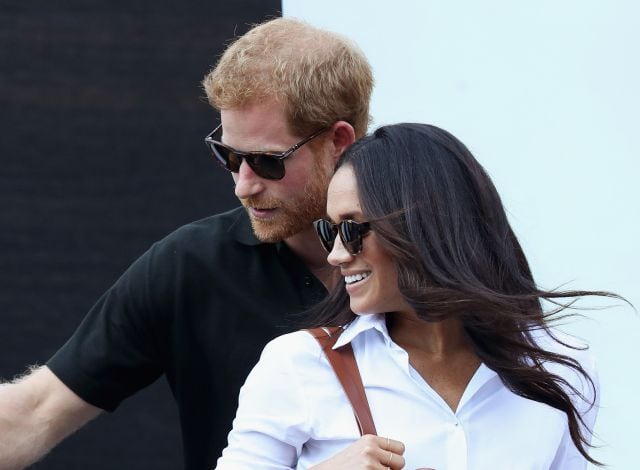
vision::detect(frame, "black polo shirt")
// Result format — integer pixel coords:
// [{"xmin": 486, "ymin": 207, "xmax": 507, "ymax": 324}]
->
[{"xmin": 47, "ymin": 207, "xmax": 327, "ymax": 469}]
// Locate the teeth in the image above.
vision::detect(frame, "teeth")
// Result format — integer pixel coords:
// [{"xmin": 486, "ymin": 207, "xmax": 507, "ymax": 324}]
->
[{"xmin": 344, "ymin": 272, "xmax": 371, "ymax": 284}]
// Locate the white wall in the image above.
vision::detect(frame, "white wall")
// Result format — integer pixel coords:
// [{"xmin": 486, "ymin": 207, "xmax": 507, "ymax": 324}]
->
[{"xmin": 284, "ymin": 1, "xmax": 640, "ymax": 468}]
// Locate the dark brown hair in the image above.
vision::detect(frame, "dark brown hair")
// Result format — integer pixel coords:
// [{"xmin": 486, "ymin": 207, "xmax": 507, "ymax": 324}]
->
[{"xmin": 307, "ymin": 123, "xmax": 622, "ymax": 464}]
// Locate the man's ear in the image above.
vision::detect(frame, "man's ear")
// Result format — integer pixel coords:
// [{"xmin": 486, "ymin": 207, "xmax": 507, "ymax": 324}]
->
[{"xmin": 328, "ymin": 121, "xmax": 356, "ymax": 163}]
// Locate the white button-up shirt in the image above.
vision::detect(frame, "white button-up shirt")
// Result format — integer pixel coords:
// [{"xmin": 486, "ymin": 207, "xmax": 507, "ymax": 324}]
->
[{"xmin": 217, "ymin": 313, "xmax": 598, "ymax": 469}]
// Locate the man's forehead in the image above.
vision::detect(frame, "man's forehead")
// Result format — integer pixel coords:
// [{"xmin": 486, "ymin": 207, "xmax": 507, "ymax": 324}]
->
[{"xmin": 219, "ymin": 102, "xmax": 295, "ymax": 150}]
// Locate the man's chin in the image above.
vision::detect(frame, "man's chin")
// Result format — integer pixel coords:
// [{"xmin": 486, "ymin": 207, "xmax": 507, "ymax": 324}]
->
[
  {"xmin": 249, "ymin": 216, "xmax": 298, "ymax": 243},
  {"xmin": 243, "ymin": 195, "xmax": 326, "ymax": 244}
]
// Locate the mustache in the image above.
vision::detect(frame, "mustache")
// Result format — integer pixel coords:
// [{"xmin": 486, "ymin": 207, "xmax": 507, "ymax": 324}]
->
[{"xmin": 241, "ymin": 196, "xmax": 280, "ymax": 209}]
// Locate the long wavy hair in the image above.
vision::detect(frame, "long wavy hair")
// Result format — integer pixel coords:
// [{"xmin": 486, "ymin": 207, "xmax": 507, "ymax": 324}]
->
[{"xmin": 306, "ymin": 123, "xmax": 620, "ymax": 464}]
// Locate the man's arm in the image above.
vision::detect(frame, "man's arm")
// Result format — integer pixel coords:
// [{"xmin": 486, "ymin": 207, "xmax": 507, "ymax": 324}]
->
[{"xmin": 0, "ymin": 366, "xmax": 102, "ymax": 470}]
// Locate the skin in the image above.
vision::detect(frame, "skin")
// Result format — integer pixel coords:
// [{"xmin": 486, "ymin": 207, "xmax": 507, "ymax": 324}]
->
[{"xmin": 0, "ymin": 367, "xmax": 101, "ymax": 470}]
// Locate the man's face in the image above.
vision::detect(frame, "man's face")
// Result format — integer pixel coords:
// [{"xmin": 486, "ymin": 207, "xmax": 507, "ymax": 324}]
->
[{"xmin": 220, "ymin": 100, "xmax": 333, "ymax": 243}]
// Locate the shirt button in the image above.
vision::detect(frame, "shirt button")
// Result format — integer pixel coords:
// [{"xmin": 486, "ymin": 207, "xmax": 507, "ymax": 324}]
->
[{"xmin": 304, "ymin": 276, "xmax": 313, "ymax": 287}]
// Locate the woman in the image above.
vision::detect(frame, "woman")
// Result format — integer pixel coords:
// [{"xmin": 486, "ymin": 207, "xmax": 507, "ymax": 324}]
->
[{"xmin": 216, "ymin": 123, "xmax": 612, "ymax": 469}]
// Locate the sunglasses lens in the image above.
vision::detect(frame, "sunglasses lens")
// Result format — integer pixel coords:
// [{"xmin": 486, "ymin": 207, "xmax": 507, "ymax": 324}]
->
[
  {"xmin": 210, "ymin": 143, "xmax": 285, "ymax": 180},
  {"xmin": 313, "ymin": 219, "xmax": 335, "ymax": 252},
  {"xmin": 226, "ymin": 151, "xmax": 243, "ymax": 173},
  {"xmin": 340, "ymin": 221, "xmax": 362, "ymax": 254},
  {"xmin": 208, "ymin": 143, "xmax": 236, "ymax": 172},
  {"xmin": 313, "ymin": 220, "xmax": 369, "ymax": 255},
  {"xmin": 246, "ymin": 155, "xmax": 285, "ymax": 180}
]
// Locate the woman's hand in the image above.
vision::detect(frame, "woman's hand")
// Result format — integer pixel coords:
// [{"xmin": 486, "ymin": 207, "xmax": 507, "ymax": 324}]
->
[{"xmin": 310, "ymin": 434, "xmax": 406, "ymax": 469}]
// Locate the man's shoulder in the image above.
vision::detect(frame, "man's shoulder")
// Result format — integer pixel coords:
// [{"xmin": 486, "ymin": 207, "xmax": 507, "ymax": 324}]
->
[
  {"xmin": 171, "ymin": 206, "xmax": 247, "ymax": 240},
  {"xmin": 120, "ymin": 207, "xmax": 261, "ymax": 277}
]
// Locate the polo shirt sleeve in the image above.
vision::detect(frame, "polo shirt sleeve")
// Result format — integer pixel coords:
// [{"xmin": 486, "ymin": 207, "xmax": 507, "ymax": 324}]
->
[
  {"xmin": 46, "ymin": 237, "xmax": 176, "ymax": 412},
  {"xmin": 216, "ymin": 332, "xmax": 314, "ymax": 469}
]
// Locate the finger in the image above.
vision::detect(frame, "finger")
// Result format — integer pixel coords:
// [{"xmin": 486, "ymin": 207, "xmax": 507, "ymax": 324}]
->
[
  {"xmin": 375, "ymin": 435, "xmax": 405, "ymax": 455},
  {"xmin": 376, "ymin": 449, "xmax": 405, "ymax": 470}
]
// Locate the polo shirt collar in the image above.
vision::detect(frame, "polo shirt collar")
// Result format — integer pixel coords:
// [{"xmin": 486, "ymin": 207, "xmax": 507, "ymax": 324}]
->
[
  {"xmin": 228, "ymin": 208, "xmax": 313, "ymax": 261},
  {"xmin": 229, "ymin": 207, "xmax": 262, "ymax": 246}
]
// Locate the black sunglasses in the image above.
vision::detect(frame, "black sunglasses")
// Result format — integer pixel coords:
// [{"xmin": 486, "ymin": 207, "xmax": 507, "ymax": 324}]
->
[
  {"xmin": 204, "ymin": 124, "xmax": 329, "ymax": 180},
  {"xmin": 313, "ymin": 219, "xmax": 372, "ymax": 255}
]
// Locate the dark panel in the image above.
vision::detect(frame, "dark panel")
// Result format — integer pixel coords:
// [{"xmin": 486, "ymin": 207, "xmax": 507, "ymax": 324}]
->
[{"xmin": 0, "ymin": 1, "xmax": 281, "ymax": 468}]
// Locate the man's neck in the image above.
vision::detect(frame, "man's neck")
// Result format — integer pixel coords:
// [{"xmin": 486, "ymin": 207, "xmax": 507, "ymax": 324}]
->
[{"xmin": 284, "ymin": 227, "xmax": 337, "ymax": 290}]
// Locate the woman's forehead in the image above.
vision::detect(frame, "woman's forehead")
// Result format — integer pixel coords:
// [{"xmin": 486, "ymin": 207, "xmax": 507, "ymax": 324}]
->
[{"xmin": 327, "ymin": 166, "xmax": 362, "ymax": 220}]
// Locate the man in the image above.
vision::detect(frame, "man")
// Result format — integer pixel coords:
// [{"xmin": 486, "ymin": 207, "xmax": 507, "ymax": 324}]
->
[{"xmin": 0, "ymin": 17, "xmax": 373, "ymax": 470}]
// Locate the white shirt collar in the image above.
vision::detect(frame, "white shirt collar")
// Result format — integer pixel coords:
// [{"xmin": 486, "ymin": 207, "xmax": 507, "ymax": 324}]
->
[
  {"xmin": 333, "ymin": 313, "xmax": 502, "ymax": 404},
  {"xmin": 333, "ymin": 313, "xmax": 389, "ymax": 349}
]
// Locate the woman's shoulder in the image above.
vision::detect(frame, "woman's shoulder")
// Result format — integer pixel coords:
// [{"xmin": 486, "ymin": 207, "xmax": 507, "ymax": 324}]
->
[
  {"xmin": 239, "ymin": 330, "xmax": 332, "ymax": 398},
  {"xmin": 258, "ymin": 329, "xmax": 329, "ymax": 369}
]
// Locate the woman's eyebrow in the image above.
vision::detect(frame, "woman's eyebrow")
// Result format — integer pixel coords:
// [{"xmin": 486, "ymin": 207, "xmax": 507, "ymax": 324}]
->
[{"xmin": 327, "ymin": 210, "xmax": 363, "ymax": 223}]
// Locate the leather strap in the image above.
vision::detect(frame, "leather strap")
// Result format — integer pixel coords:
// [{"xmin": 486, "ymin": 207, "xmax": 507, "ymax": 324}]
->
[{"xmin": 308, "ymin": 327, "xmax": 377, "ymax": 436}]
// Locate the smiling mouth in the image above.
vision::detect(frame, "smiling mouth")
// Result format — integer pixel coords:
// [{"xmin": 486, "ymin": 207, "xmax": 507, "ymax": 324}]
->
[{"xmin": 344, "ymin": 272, "xmax": 371, "ymax": 285}]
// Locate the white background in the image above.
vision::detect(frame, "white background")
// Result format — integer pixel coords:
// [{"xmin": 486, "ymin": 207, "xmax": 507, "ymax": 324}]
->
[{"xmin": 284, "ymin": 1, "xmax": 639, "ymax": 468}]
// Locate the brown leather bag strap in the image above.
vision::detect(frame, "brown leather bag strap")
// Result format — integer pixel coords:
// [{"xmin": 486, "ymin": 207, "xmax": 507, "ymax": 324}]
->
[{"xmin": 308, "ymin": 327, "xmax": 377, "ymax": 436}]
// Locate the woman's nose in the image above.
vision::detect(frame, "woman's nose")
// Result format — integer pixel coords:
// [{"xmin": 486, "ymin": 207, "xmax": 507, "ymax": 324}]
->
[{"xmin": 327, "ymin": 235, "xmax": 354, "ymax": 267}]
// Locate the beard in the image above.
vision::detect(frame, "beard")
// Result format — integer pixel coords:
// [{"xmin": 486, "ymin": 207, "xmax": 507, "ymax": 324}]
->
[{"xmin": 241, "ymin": 158, "xmax": 331, "ymax": 243}]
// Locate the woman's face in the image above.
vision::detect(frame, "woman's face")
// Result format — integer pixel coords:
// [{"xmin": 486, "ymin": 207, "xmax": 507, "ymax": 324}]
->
[{"xmin": 326, "ymin": 166, "xmax": 411, "ymax": 316}]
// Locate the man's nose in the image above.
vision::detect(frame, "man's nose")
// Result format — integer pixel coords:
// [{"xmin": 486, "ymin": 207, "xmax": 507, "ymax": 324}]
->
[{"xmin": 233, "ymin": 160, "xmax": 266, "ymax": 199}]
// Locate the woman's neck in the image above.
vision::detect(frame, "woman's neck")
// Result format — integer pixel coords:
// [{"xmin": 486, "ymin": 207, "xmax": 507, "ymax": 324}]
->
[
  {"xmin": 387, "ymin": 311, "xmax": 481, "ymax": 412},
  {"xmin": 387, "ymin": 312, "xmax": 472, "ymax": 356}
]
